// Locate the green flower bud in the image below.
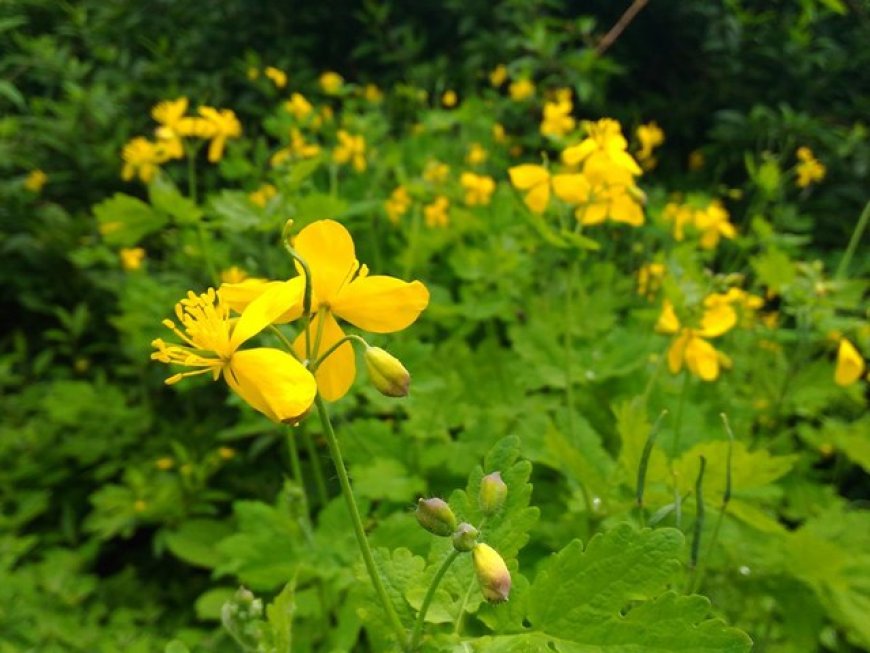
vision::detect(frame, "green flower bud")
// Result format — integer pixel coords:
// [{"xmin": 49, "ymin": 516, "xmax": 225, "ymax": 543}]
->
[
  {"xmin": 415, "ymin": 497, "xmax": 456, "ymax": 537},
  {"xmin": 479, "ymin": 471, "xmax": 508, "ymax": 516},
  {"xmin": 364, "ymin": 346, "xmax": 411, "ymax": 397},
  {"xmin": 472, "ymin": 543, "xmax": 511, "ymax": 603},
  {"xmin": 452, "ymin": 522, "xmax": 479, "ymax": 552}
]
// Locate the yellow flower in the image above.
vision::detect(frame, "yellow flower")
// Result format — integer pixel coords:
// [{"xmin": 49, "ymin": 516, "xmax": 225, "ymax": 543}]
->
[
  {"xmin": 120, "ymin": 247, "xmax": 146, "ymax": 271},
  {"xmin": 636, "ymin": 121, "xmax": 664, "ymax": 169},
  {"xmin": 662, "ymin": 201, "xmax": 694, "ymax": 241},
  {"xmin": 364, "ymin": 83, "xmax": 383, "ymax": 103},
  {"xmin": 466, "ymin": 143, "xmax": 487, "ymax": 166},
  {"xmin": 249, "ymin": 183, "xmax": 277, "ymax": 208},
  {"xmin": 319, "ymin": 71, "xmax": 344, "ymax": 95},
  {"xmin": 492, "ymin": 123, "xmax": 506, "ymax": 143},
  {"xmin": 562, "ymin": 118, "xmax": 641, "ymax": 176},
  {"xmin": 637, "ymin": 262, "xmax": 666, "ymax": 298},
  {"xmin": 152, "ymin": 97, "xmax": 188, "ymax": 130},
  {"xmin": 460, "ymin": 172, "xmax": 496, "ymax": 206},
  {"xmin": 264, "ymin": 66, "xmax": 287, "ymax": 88},
  {"xmin": 424, "ymin": 196, "xmax": 450, "ymax": 228},
  {"xmin": 246, "ymin": 67, "xmax": 259, "ymax": 80},
  {"xmin": 571, "ymin": 159, "xmax": 644, "ymax": 227},
  {"xmin": 24, "ymin": 169, "xmax": 47, "ymax": 192},
  {"xmin": 835, "ymin": 338, "xmax": 865, "ymax": 386},
  {"xmin": 290, "ymin": 220, "xmax": 429, "ymax": 401},
  {"xmin": 152, "ymin": 284, "xmax": 316, "ymax": 423},
  {"xmin": 176, "ymin": 115, "xmax": 216, "ymax": 140},
  {"xmin": 121, "ymin": 137, "xmax": 164, "ymax": 183},
  {"xmin": 509, "ymin": 78, "xmax": 535, "ymax": 101},
  {"xmin": 198, "ymin": 107, "xmax": 242, "ymax": 162},
  {"xmin": 442, "ymin": 90, "xmax": 458, "ymax": 107},
  {"xmin": 333, "ymin": 130, "xmax": 366, "ymax": 172},
  {"xmin": 540, "ymin": 98, "xmax": 575, "ymax": 138},
  {"xmin": 656, "ymin": 299, "xmax": 736, "ymax": 381},
  {"xmin": 489, "ymin": 64, "xmax": 508, "ymax": 87},
  {"xmin": 385, "ymin": 186, "xmax": 412, "ymax": 224},
  {"xmin": 284, "ymin": 93, "xmax": 313, "ymax": 120},
  {"xmin": 507, "ymin": 165, "xmax": 589, "ymax": 214},
  {"xmin": 423, "ymin": 160, "xmax": 450, "ymax": 184},
  {"xmin": 272, "ymin": 128, "xmax": 321, "ymax": 166},
  {"xmin": 221, "ymin": 266, "xmax": 248, "ymax": 284},
  {"xmin": 795, "ymin": 146, "xmax": 825, "ymax": 188},
  {"xmin": 472, "ymin": 543, "xmax": 511, "ymax": 603},
  {"xmin": 694, "ymin": 200, "xmax": 736, "ymax": 249}
]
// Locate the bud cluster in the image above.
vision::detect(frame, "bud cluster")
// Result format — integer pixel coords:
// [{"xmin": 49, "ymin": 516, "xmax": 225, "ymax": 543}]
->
[{"xmin": 414, "ymin": 469, "xmax": 512, "ymax": 602}]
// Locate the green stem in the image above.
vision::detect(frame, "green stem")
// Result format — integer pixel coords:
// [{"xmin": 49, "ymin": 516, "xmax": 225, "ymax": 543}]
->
[
  {"xmin": 315, "ymin": 394, "xmax": 408, "ymax": 648},
  {"xmin": 312, "ymin": 334, "xmax": 368, "ymax": 372},
  {"xmin": 304, "ymin": 430, "xmax": 329, "ymax": 508},
  {"xmin": 281, "ymin": 237, "xmax": 314, "ymax": 362},
  {"xmin": 835, "ymin": 199, "xmax": 870, "ymax": 280},
  {"xmin": 453, "ymin": 576, "xmax": 477, "ymax": 637},
  {"xmin": 403, "ymin": 205, "xmax": 422, "ymax": 280},
  {"xmin": 285, "ymin": 428, "xmax": 313, "ymax": 541},
  {"xmin": 410, "ymin": 550, "xmax": 461, "ymax": 650},
  {"xmin": 670, "ymin": 371, "xmax": 690, "ymax": 528}
]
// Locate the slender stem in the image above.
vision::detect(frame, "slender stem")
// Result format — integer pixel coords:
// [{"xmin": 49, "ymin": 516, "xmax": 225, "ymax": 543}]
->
[
  {"xmin": 596, "ymin": 0, "xmax": 649, "ymax": 55},
  {"xmin": 281, "ymin": 234, "xmax": 313, "ymax": 361},
  {"xmin": 268, "ymin": 324, "xmax": 296, "ymax": 353},
  {"xmin": 285, "ymin": 428, "xmax": 313, "ymax": 541},
  {"xmin": 304, "ymin": 430, "xmax": 330, "ymax": 508},
  {"xmin": 403, "ymin": 205, "xmax": 422, "ymax": 280},
  {"xmin": 312, "ymin": 334, "xmax": 368, "ymax": 372},
  {"xmin": 453, "ymin": 576, "xmax": 477, "ymax": 637},
  {"xmin": 315, "ymin": 394, "xmax": 408, "ymax": 648},
  {"xmin": 410, "ymin": 550, "xmax": 461, "ymax": 650},
  {"xmin": 835, "ymin": 199, "xmax": 870, "ymax": 280},
  {"xmin": 670, "ymin": 371, "xmax": 690, "ymax": 528}
]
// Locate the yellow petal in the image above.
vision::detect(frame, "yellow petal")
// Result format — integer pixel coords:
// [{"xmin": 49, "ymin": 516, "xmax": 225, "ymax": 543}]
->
[
  {"xmin": 667, "ymin": 331, "xmax": 690, "ymax": 374},
  {"xmin": 293, "ymin": 219, "xmax": 358, "ymax": 303},
  {"xmin": 578, "ymin": 200, "xmax": 608, "ymax": 225},
  {"xmin": 561, "ymin": 140, "xmax": 595, "ymax": 167},
  {"xmin": 685, "ymin": 336, "xmax": 720, "ymax": 381},
  {"xmin": 333, "ymin": 276, "xmax": 429, "ymax": 333},
  {"xmin": 699, "ymin": 303, "xmax": 737, "ymax": 338},
  {"xmin": 293, "ymin": 311, "xmax": 356, "ymax": 401},
  {"xmin": 524, "ymin": 182, "xmax": 550, "ymax": 214},
  {"xmin": 552, "ymin": 173, "xmax": 589, "ymax": 204},
  {"xmin": 508, "ymin": 165, "xmax": 549, "ymax": 191},
  {"xmin": 220, "ymin": 278, "xmax": 275, "ymax": 313},
  {"xmin": 230, "ymin": 279, "xmax": 304, "ymax": 350},
  {"xmin": 656, "ymin": 300, "xmax": 681, "ymax": 334},
  {"xmin": 224, "ymin": 348, "xmax": 316, "ymax": 422},
  {"xmin": 835, "ymin": 338, "xmax": 866, "ymax": 386}
]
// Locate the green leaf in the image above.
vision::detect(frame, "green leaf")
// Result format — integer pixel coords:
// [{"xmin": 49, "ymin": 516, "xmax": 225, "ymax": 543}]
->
[
  {"xmin": 352, "ymin": 458, "xmax": 425, "ymax": 502},
  {"xmin": 94, "ymin": 193, "xmax": 167, "ymax": 246},
  {"xmin": 294, "ymin": 193, "xmax": 348, "ymax": 221},
  {"xmin": 149, "ymin": 175, "xmax": 203, "ymax": 224},
  {"xmin": 475, "ymin": 525, "xmax": 752, "ymax": 652},
  {"xmin": 164, "ymin": 518, "xmax": 232, "ymax": 569},
  {"xmin": 208, "ymin": 190, "xmax": 264, "ymax": 232},
  {"xmin": 262, "ymin": 580, "xmax": 296, "ymax": 653},
  {"xmin": 195, "ymin": 587, "xmax": 236, "ymax": 621},
  {"xmin": 164, "ymin": 641, "xmax": 190, "ymax": 653},
  {"xmin": 559, "ymin": 229, "xmax": 601, "ymax": 251}
]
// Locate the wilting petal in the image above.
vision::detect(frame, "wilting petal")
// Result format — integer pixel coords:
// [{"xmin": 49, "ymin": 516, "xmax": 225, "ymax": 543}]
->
[
  {"xmin": 835, "ymin": 338, "xmax": 866, "ymax": 387},
  {"xmin": 293, "ymin": 219, "xmax": 358, "ymax": 302},
  {"xmin": 293, "ymin": 311, "xmax": 356, "ymax": 401},
  {"xmin": 224, "ymin": 348, "xmax": 316, "ymax": 422},
  {"xmin": 508, "ymin": 164, "xmax": 549, "ymax": 191},
  {"xmin": 230, "ymin": 279, "xmax": 305, "ymax": 350},
  {"xmin": 333, "ymin": 276, "xmax": 429, "ymax": 333},
  {"xmin": 685, "ymin": 335, "xmax": 720, "ymax": 381}
]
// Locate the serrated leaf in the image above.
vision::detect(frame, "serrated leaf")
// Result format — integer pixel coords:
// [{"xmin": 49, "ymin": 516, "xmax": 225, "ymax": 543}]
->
[
  {"xmin": 94, "ymin": 193, "xmax": 167, "ymax": 246},
  {"xmin": 474, "ymin": 525, "xmax": 752, "ymax": 653},
  {"xmin": 353, "ymin": 458, "xmax": 425, "ymax": 502}
]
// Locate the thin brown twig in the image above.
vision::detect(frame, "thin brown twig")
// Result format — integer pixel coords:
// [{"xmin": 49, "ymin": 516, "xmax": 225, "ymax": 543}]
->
[{"xmin": 595, "ymin": 0, "xmax": 650, "ymax": 56}]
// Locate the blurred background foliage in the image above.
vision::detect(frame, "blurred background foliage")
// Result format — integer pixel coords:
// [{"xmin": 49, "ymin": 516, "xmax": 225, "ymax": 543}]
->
[{"xmin": 1, "ymin": 0, "xmax": 868, "ymax": 651}]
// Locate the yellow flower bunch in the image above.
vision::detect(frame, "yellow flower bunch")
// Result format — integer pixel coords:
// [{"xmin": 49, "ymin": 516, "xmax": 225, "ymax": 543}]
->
[
  {"xmin": 333, "ymin": 130, "xmax": 366, "ymax": 172},
  {"xmin": 423, "ymin": 160, "xmax": 450, "ymax": 184},
  {"xmin": 637, "ymin": 262, "xmax": 666, "ymax": 299},
  {"xmin": 24, "ymin": 169, "xmax": 47, "ymax": 193},
  {"xmin": 442, "ymin": 90, "xmax": 458, "ymax": 107},
  {"xmin": 540, "ymin": 97, "xmax": 575, "ymax": 138},
  {"xmin": 460, "ymin": 172, "xmax": 496, "ymax": 206},
  {"xmin": 509, "ymin": 118, "xmax": 645, "ymax": 226},
  {"xmin": 121, "ymin": 137, "xmax": 177, "ymax": 183},
  {"xmin": 363, "ymin": 84, "xmax": 383, "ymax": 103},
  {"xmin": 284, "ymin": 93, "xmax": 314, "ymax": 120},
  {"xmin": 489, "ymin": 64, "xmax": 508, "ymax": 87},
  {"xmin": 155, "ymin": 220, "xmax": 430, "ymax": 414},
  {"xmin": 656, "ymin": 297, "xmax": 737, "ymax": 381},
  {"xmin": 264, "ymin": 66, "xmax": 287, "ymax": 89},
  {"xmin": 248, "ymin": 183, "xmax": 277, "ymax": 208},
  {"xmin": 466, "ymin": 143, "xmax": 487, "ymax": 166},
  {"xmin": 271, "ymin": 128, "xmax": 321, "ymax": 166},
  {"xmin": 120, "ymin": 247, "xmax": 146, "ymax": 271},
  {"xmin": 795, "ymin": 146, "xmax": 825, "ymax": 188},
  {"xmin": 319, "ymin": 71, "xmax": 344, "ymax": 95},
  {"xmin": 636, "ymin": 122, "xmax": 664, "ymax": 170},
  {"xmin": 424, "ymin": 196, "xmax": 450, "ymax": 228},
  {"xmin": 509, "ymin": 78, "xmax": 535, "ymax": 101},
  {"xmin": 662, "ymin": 199, "xmax": 736, "ymax": 249},
  {"xmin": 385, "ymin": 186, "xmax": 412, "ymax": 224}
]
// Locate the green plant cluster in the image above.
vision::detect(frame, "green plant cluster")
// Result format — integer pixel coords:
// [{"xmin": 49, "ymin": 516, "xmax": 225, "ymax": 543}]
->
[{"xmin": 1, "ymin": 1, "xmax": 868, "ymax": 652}]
